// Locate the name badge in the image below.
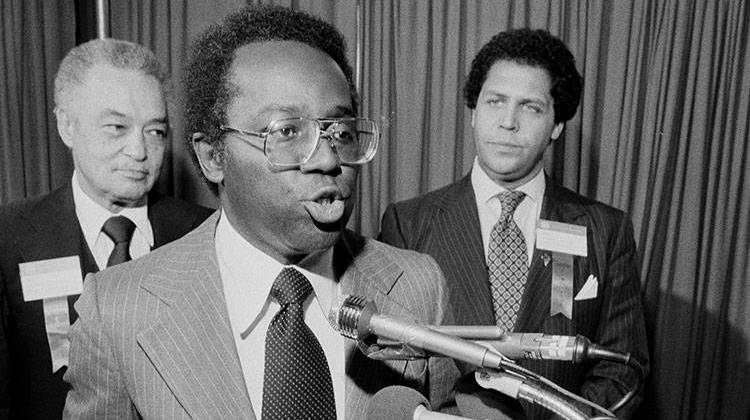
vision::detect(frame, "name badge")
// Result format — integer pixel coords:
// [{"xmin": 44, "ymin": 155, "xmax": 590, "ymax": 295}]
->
[
  {"xmin": 19, "ymin": 256, "xmax": 83, "ymax": 373},
  {"xmin": 536, "ymin": 220, "xmax": 587, "ymax": 257},
  {"xmin": 19, "ymin": 256, "xmax": 83, "ymax": 301}
]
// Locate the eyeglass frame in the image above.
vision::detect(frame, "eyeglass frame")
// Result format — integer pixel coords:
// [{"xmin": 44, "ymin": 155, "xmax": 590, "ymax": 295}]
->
[{"xmin": 218, "ymin": 116, "xmax": 379, "ymax": 170}]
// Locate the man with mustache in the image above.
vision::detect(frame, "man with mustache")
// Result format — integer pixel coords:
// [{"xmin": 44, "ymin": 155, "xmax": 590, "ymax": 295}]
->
[
  {"xmin": 0, "ymin": 38, "xmax": 211, "ymax": 418},
  {"xmin": 63, "ymin": 6, "xmax": 456, "ymax": 419}
]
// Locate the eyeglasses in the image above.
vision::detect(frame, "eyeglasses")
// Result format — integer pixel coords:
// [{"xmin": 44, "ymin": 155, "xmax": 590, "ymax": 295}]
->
[{"xmin": 219, "ymin": 117, "xmax": 379, "ymax": 169}]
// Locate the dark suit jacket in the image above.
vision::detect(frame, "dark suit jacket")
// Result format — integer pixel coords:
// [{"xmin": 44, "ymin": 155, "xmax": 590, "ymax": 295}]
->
[
  {"xmin": 379, "ymin": 173, "xmax": 649, "ymax": 419},
  {"xmin": 62, "ymin": 213, "xmax": 457, "ymax": 419},
  {"xmin": 0, "ymin": 183, "xmax": 213, "ymax": 420}
]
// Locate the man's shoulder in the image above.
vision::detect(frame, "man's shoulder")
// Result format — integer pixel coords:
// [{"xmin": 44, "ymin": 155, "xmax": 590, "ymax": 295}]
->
[
  {"xmin": 0, "ymin": 186, "xmax": 72, "ymax": 238},
  {"xmin": 547, "ymin": 182, "xmax": 627, "ymax": 220},
  {"xmin": 0, "ymin": 186, "xmax": 68, "ymax": 219},
  {"xmin": 345, "ymin": 230, "xmax": 442, "ymax": 272},
  {"xmin": 149, "ymin": 193, "xmax": 215, "ymax": 223},
  {"xmin": 387, "ymin": 176, "xmax": 471, "ymax": 215},
  {"xmin": 91, "ymin": 215, "xmax": 217, "ymax": 294}
]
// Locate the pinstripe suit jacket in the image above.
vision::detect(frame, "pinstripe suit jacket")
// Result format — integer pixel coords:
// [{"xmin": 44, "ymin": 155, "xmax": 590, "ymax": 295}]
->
[
  {"xmin": 379, "ymin": 173, "xmax": 649, "ymax": 419},
  {"xmin": 0, "ymin": 182, "xmax": 212, "ymax": 420},
  {"xmin": 62, "ymin": 212, "xmax": 457, "ymax": 419}
]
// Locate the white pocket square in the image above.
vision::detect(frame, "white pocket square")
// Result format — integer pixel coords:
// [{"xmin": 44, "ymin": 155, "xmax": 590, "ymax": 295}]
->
[{"xmin": 574, "ymin": 275, "xmax": 598, "ymax": 301}]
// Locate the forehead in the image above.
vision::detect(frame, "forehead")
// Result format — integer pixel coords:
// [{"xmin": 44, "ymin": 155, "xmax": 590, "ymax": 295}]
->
[
  {"xmin": 69, "ymin": 64, "xmax": 166, "ymax": 118},
  {"xmin": 225, "ymin": 41, "xmax": 352, "ymax": 119},
  {"xmin": 482, "ymin": 60, "xmax": 553, "ymax": 100}
]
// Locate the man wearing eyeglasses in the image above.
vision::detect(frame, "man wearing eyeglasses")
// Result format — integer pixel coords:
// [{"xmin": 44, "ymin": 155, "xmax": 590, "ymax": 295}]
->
[{"xmin": 63, "ymin": 5, "xmax": 457, "ymax": 419}]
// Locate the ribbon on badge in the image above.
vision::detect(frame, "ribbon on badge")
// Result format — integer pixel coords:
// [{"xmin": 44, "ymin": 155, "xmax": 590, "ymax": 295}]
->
[
  {"xmin": 550, "ymin": 252, "xmax": 574, "ymax": 319},
  {"xmin": 43, "ymin": 297, "xmax": 71, "ymax": 373}
]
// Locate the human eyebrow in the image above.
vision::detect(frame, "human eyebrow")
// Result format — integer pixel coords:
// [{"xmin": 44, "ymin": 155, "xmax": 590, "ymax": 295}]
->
[
  {"xmin": 147, "ymin": 117, "xmax": 169, "ymax": 125},
  {"xmin": 325, "ymin": 105, "xmax": 355, "ymax": 118},
  {"xmin": 98, "ymin": 109, "xmax": 128, "ymax": 120}
]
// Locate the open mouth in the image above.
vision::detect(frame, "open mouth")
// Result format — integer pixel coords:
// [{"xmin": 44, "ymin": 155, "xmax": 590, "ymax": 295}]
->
[{"xmin": 303, "ymin": 189, "xmax": 348, "ymax": 225}]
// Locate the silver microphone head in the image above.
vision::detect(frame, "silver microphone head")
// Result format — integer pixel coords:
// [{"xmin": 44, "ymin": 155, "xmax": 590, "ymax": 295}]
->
[{"xmin": 328, "ymin": 294, "xmax": 373, "ymax": 340}]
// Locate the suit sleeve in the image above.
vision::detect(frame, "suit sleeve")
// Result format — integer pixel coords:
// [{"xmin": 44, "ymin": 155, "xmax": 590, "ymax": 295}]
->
[
  {"xmin": 378, "ymin": 204, "xmax": 408, "ymax": 248},
  {"xmin": 63, "ymin": 276, "xmax": 136, "ymax": 419},
  {"xmin": 580, "ymin": 215, "xmax": 649, "ymax": 418}
]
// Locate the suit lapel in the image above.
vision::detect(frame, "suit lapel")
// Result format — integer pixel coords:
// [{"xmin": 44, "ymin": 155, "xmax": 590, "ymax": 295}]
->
[
  {"xmin": 17, "ymin": 184, "xmax": 95, "ymax": 321},
  {"xmin": 337, "ymin": 232, "xmax": 427, "ymax": 418},
  {"xmin": 336, "ymin": 231, "xmax": 399, "ymax": 366},
  {"xmin": 432, "ymin": 175, "xmax": 495, "ymax": 325},
  {"xmin": 516, "ymin": 179, "xmax": 587, "ymax": 332},
  {"xmin": 135, "ymin": 216, "xmax": 255, "ymax": 419},
  {"xmin": 18, "ymin": 184, "xmax": 84, "ymax": 264}
]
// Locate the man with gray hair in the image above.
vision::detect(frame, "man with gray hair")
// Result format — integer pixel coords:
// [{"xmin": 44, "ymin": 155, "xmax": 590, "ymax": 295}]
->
[{"xmin": 0, "ymin": 38, "xmax": 211, "ymax": 419}]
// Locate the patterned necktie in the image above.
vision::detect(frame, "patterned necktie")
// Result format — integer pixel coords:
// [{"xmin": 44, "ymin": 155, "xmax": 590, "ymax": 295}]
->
[
  {"xmin": 262, "ymin": 267, "xmax": 336, "ymax": 420},
  {"xmin": 487, "ymin": 191, "xmax": 528, "ymax": 331},
  {"xmin": 101, "ymin": 216, "xmax": 136, "ymax": 267}
]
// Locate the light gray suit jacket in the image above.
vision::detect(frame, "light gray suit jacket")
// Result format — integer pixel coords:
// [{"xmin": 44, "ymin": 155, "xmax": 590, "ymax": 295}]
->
[{"xmin": 63, "ymin": 213, "xmax": 457, "ymax": 419}]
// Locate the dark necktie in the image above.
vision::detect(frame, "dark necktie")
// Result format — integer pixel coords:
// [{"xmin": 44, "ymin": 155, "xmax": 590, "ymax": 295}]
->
[
  {"xmin": 262, "ymin": 267, "xmax": 336, "ymax": 420},
  {"xmin": 101, "ymin": 216, "xmax": 136, "ymax": 267},
  {"xmin": 487, "ymin": 191, "xmax": 528, "ymax": 331}
]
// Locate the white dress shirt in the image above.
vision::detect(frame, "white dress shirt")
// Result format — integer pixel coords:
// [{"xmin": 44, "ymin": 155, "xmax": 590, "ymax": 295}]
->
[
  {"xmin": 71, "ymin": 171, "xmax": 153, "ymax": 269},
  {"xmin": 215, "ymin": 211, "xmax": 346, "ymax": 419},
  {"xmin": 471, "ymin": 158, "xmax": 546, "ymax": 265}
]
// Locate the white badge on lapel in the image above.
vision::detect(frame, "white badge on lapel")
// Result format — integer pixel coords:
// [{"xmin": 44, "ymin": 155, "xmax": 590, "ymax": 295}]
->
[
  {"xmin": 19, "ymin": 256, "xmax": 83, "ymax": 373},
  {"xmin": 536, "ymin": 220, "xmax": 587, "ymax": 319}
]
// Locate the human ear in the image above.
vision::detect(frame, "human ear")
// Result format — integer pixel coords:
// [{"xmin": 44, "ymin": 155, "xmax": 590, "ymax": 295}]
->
[
  {"xmin": 192, "ymin": 132, "xmax": 225, "ymax": 184},
  {"xmin": 55, "ymin": 108, "xmax": 75, "ymax": 148},
  {"xmin": 550, "ymin": 122, "xmax": 564, "ymax": 141}
]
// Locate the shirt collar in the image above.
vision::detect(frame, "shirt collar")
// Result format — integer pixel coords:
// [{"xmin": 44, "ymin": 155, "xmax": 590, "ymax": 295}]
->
[
  {"xmin": 215, "ymin": 211, "xmax": 338, "ymax": 328},
  {"xmin": 71, "ymin": 171, "xmax": 153, "ymax": 247},
  {"xmin": 470, "ymin": 157, "xmax": 546, "ymax": 206}
]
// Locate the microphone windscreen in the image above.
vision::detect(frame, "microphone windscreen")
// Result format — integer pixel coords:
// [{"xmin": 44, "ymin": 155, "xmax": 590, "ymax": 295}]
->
[{"xmin": 367, "ymin": 385, "xmax": 430, "ymax": 420}]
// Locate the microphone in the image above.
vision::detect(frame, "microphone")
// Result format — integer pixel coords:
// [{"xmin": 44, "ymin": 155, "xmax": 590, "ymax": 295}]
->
[
  {"xmin": 367, "ymin": 385, "xmax": 469, "ymax": 420},
  {"xmin": 329, "ymin": 295, "xmax": 506, "ymax": 369},
  {"xmin": 430, "ymin": 326, "xmax": 630, "ymax": 363}
]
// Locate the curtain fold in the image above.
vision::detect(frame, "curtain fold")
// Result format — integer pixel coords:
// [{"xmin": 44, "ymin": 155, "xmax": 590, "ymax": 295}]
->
[
  {"xmin": 0, "ymin": 0, "xmax": 75, "ymax": 203},
  {"xmin": 1, "ymin": 0, "xmax": 748, "ymax": 418}
]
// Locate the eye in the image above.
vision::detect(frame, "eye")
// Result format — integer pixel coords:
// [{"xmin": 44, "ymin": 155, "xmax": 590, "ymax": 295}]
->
[
  {"xmin": 526, "ymin": 105, "xmax": 542, "ymax": 113},
  {"xmin": 146, "ymin": 128, "xmax": 168, "ymax": 139},
  {"xmin": 332, "ymin": 128, "xmax": 356, "ymax": 143},
  {"xmin": 275, "ymin": 125, "xmax": 299, "ymax": 139},
  {"xmin": 102, "ymin": 124, "xmax": 127, "ymax": 136}
]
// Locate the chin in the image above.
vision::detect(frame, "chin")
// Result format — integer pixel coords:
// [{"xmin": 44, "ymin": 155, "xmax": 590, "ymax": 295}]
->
[
  {"xmin": 112, "ymin": 188, "xmax": 150, "ymax": 206},
  {"xmin": 293, "ymin": 229, "xmax": 341, "ymax": 256}
]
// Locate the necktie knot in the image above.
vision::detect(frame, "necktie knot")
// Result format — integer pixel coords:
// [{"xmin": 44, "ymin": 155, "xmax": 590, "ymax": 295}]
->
[
  {"xmin": 498, "ymin": 190, "xmax": 526, "ymax": 218},
  {"xmin": 102, "ymin": 216, "xmax": 136, "ymax": 244},
  {"xmin": 271, "ymin": 267, "xmax": 313, "ymax": 306}
]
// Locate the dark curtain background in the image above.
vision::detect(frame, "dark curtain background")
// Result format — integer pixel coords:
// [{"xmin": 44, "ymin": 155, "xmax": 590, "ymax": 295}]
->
[{"xmin": 1, "ymin": 0, "xmax": 748, "ymax": 418}]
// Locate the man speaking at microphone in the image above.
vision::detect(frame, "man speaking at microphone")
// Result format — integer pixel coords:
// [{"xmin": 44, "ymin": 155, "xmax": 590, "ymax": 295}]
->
[{"xmin": 63, "ymin": 5, "xmax": 457, "ymax": 419}]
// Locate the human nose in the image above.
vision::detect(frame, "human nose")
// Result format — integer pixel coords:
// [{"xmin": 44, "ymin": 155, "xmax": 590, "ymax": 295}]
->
[
  {"xmin": 498, "ymin": 107, "xmax": 519, "ymax": 132},
  {"xmin": 299, "ymin": 130, "xmax": 341, "ymax": 173},
  {"xmin": 122, "ymin": 130, "xmax": 147, "ymax": 161}
]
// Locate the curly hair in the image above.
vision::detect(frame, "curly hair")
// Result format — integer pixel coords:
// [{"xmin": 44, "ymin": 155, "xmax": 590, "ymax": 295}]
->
[
  {"xmin": 54, "ymin": 38, "xmax": 167, "ymax": 110},
  {"xmin": 185, "ymin": 4, "xmax": 357, "ymax": 183},
  {"xmin": 464, "ymin": 28, "xmax": 582, "ymax": 124}
]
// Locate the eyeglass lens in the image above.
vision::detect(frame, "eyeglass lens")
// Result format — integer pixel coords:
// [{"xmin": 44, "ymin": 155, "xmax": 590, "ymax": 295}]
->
[{"xmin": 265, "ymin": 118, "xmax": 376, "ymax": 165}]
